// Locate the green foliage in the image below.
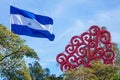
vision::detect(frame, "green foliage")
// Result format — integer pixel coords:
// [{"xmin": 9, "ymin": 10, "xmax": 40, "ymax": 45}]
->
[
  {"xmin": 29, "ymin": 61, "xmax": 45, "ymax": 80},
  {"xmin": 0, "ymin": 24, "xmax": 39, "ymax": 79},
  {"xmin": 28, "ymin": 61, "xmax": 63, "ymax": 80},
  {"xmin": 47, "ymin": 74, "xmax": 63, "ymax": 80},
  {"xmin": 21, "ymin": 45, "xmax": 39, "ymax": 59},
  {"xmin": 19, "ymin": 61, "xmax": 32, "ymax": 80},
  {"xmin": 113, "ymin": 42, "xmax": 120, "ymax": 65},
  {"xmin": 64, "ymin": 61, "xmax": 120, "ymax": 80},
  {"xmin": 0, "ymin": 24, "xmax": 38, "ymax": 60},
  {"xmin": 64, "ymin": 66, "xmax": 98, "ymax": 80},
  {"xmin": 0, "ymin": 24, "xmax": 60, "ymax": 80},
  {"xmin": 91, "ymin": 61, "xmax": 120, "ymax": 80}
]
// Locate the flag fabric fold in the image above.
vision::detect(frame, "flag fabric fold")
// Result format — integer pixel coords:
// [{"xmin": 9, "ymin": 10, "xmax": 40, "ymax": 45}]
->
[{"xmin": 10, "ymin": 6, "xmax": 55, "ymax": 41}]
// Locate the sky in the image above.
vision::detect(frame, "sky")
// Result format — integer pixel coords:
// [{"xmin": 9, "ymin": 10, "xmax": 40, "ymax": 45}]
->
[{"xmin": 0, "ymin": 0, "xmax": 120, "ymax": 77}]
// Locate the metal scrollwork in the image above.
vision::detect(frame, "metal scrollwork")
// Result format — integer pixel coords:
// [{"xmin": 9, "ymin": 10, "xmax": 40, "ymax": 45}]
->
[{"xmin": 56, "ymin": 25, "xmax": 115, "ymax": 72}]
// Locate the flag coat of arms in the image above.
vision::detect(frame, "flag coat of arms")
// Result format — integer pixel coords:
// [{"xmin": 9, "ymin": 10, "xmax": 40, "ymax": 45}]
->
[{"xmin": 10, "ymin": 6, "xmax": 55, "ymax": 41}]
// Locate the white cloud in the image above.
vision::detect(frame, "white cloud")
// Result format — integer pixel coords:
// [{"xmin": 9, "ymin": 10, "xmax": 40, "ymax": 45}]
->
[
  {"xmin": 55, "ymin": 19, "xmax": 87, "ymax": 43},
  {"xmin": 51, "ymin": 5, "xmax": 65, "ymax": 18},
  {"xmin": 52, "ymin": 5, "xmax": 120, "ymax": 45},
  {"xmin": 51, "ymin": 0, "xmax": 91, "ymax": 18},
  {"xmin": 87, "ymin": 7, "xmax": 120, "ymax": 43},
  {"xmin": 88, "ymin": 7, "xmax": 120, "ymax": 26},
  {"xmin": 50, "ymin": 0, "xmax": 69, "ymax": 18}
]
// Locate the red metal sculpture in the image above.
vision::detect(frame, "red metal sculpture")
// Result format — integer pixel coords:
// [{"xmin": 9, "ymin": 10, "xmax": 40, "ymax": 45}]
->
[{"xmin": 56, "ymin": 25, "xmax": 115, "ymax": 72}]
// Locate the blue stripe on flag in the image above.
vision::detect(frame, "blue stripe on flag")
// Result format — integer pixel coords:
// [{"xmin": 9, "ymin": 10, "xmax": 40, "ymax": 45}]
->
[
  {"xmin": 10, "ymin": 6, "xmax": 35, "ymax": 19},
  {"xmin": 10, "ymin": 6, "xmax": 53, "ymax": 25},
  {"xmin": 11, "ymin": 24, "xmax": 55, "ymax": 41}
]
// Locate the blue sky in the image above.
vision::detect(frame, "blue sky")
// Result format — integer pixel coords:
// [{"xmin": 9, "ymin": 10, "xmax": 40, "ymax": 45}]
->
[{"xmin": 0, "ymin": 0, "xmax": 120, "ymax": 76}]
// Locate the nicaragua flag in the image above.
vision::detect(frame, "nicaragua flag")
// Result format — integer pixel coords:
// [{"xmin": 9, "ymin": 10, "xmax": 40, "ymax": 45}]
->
[{"xmin": 10, "ymin": 6, "xmax": 55, "ymax": 41}]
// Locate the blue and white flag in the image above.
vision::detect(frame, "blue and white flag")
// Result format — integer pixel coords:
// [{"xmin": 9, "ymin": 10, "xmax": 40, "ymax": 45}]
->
[{"xmin": 10, "ymin": 6, "xmax": 55, "ymax": 41}]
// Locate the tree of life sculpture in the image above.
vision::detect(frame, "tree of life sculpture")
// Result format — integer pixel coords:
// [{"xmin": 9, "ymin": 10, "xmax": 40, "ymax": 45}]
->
[{"xmin": 56, "ymin": 25, "xmax": 115, "ymax": 72}]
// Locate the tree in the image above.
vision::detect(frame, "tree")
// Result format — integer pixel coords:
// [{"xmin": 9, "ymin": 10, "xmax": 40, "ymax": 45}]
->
[
  {"xmin": 0, "ymin": 24, "xmax": 38, "ymax": 79},
  {"xmin": 64, "ymin": 61, "xmax": 120, "ymax": 80},
  {"xmin": 112, "ymin": 42, "xmax": 120, "ymax": 80},
  {"xmin": 64, "ymin": 64, "xmax": 98, "ymax": 80},
  {"xmin": 113, "ymin": 42, "xmax": 120, "ymax": 65},
  {"xmin": 28, "ymin": 61, "xmax": 63, "ymax": 80},
  {"xmin": 28, "ymin": 61, "xmax": 45, "ymax": 80},
  {"xmin": 91, "ymin": 61, "xmax": 120, "ymax": 80}
]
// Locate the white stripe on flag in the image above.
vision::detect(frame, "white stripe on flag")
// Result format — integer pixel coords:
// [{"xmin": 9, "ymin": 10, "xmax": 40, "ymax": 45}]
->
[{"xmin": 10, "ymin": 14, "xmax": 53, "ymax": 33}]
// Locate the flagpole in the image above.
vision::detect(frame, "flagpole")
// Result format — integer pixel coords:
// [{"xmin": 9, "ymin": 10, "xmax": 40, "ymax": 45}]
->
[{"xmin": 10, "ymin": 0, "xmax": 12, "ymax": 32}]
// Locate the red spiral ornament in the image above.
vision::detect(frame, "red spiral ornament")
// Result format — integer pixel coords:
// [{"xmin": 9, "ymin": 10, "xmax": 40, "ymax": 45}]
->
[{"xmin": 56, "ymin": 25, "xmax": 115, "ymax": 72}]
